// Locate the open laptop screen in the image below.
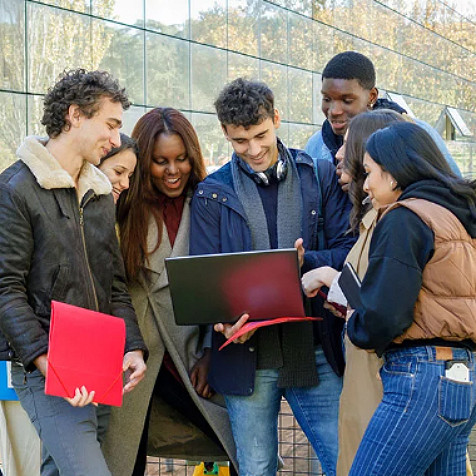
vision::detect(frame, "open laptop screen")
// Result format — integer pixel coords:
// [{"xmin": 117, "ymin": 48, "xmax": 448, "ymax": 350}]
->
[{"xmin": 166, "ymin": 248, "xmax": 305, "ymax": 325}]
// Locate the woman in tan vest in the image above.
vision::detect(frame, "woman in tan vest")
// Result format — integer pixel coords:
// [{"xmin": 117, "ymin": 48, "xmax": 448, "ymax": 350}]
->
[{"xmin": 339, "ymin": 122, "xmax": 475, "ymax": 475}]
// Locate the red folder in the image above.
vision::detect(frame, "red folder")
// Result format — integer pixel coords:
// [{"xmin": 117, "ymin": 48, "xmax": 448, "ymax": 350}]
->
[
  {"xmin": 219, "ymin": 316, "xmax": 321, "ymax": 350},
  {"xmin": 45, "ymin": 301, "xmax": 126, "ymax": 406}
]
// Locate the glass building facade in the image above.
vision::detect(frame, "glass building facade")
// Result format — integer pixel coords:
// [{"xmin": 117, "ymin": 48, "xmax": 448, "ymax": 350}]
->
[{"xmin": 0, "ymin": 0, "xmax": 475, "ymax": 174}]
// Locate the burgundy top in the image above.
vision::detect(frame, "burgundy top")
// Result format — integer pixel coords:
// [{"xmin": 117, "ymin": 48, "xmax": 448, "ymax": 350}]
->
[{"xmin": 157, "ymin": 194, "xmax": 185, "ymax": 248}]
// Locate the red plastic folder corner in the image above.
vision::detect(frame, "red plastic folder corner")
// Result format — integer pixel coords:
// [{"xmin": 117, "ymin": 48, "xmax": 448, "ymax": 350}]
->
[
  {"xmin": 219, "ymin": 316, "xmax": 321, "ymax": 350},
  {"xmin": 45, "ymin": 301, "xmax": 126, "ymax": 406}
]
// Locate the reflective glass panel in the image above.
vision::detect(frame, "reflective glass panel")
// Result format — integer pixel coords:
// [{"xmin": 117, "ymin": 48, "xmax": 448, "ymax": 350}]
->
[
  {"xmin": 288, "ymin": 12, "xmax": 314, "ymax": 71},
  {"xmin": 228, "ymin": 52, "xmax": 259, "ymax": 81},
  {"xmin": 191, "ymin": 0, "xmax": 227, "ymax": 48},
  {"xmin": 312, "ymin": 73, "xmax": 325, "ymax": 126},
  {"xmin": 146, "ymin": 0, "xmax": 189, "ymax": 38},
  {"xmin": 35, "ymin": 0, "xmax": 89, "ymax": 13},
  {"xmin": 227, "ymin": 0, "xmax": 259, "ymax": 56},
  {"xmin": 0, "ymin": 92, "xmax": 26, "ymax": 171},
  {"xmin": 260, "ymin": 60, "xmax": 288, "ymax": 120},
  {"xmin": 27, "ymin": 3, "xmax": 92, "ymax": 94},
  {"xmin": 122, "ymin": 106, "xmax": 147, "ymax": 135},
  {"xmin": 260, "ymin": 2, "xmax": 287, "ymax": 64},
  {"xmin": 191, "ymin": 44, "xmax": 227, "ymax": 112},
  {"xmin": 146, "ymin": 32, "xmax": 190, "ymax": 109},
  {"xmin": 92, "ymin": 20, "xmax": 145, "ymax": 104},
  {"xmin": 0, "ymin": 0, "xmax": 25, "ymax": 91},
  {"xmin": 27, "ymin": 94, "xmax": 46, "ymax": 137},
  {"xmin": 288, "ymin": 123, "xmax": 316, "ymax": 150},
  {"xmin": 288, "ymin": 67, "xmax": 312, "ymax": 123},
  {"xmin": 313, "ymin": 22, "xmax": 335, "ymax": 73},
  {"xmin": 191, "ymin": 113, "xmax": 229, "ymax": 168},
  {"xmin": 92, "ymin": 0, "xmax": 144, "ymax": 26}
]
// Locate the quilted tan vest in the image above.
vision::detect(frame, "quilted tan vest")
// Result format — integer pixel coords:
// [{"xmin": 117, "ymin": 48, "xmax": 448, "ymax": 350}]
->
[{"xmin": 380, "ymin": 198, "xmax": 476, "ymax": 344}]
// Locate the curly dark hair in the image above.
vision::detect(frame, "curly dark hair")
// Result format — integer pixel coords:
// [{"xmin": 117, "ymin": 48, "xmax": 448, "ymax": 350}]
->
[
  {"xmin": 41, "ymin": 69, "xmax": 130, "ymax": 138},
  {"xmin": 214, "ymin": 78, "xmax": 275, "ymax": 128}
]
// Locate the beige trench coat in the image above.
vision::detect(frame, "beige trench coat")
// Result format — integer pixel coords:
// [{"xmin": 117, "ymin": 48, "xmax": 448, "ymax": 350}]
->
[{"xmin": 103, "ymin": 200, "xmax": 236, "ymax": 476}]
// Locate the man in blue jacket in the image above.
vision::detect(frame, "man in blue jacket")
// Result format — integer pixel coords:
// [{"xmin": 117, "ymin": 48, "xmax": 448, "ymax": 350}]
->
[
  {"xmin": 305, "ymin": 51, "xmax": 461, "ymax": 176},
  {"xmin": 190, "ymin": 78, "xmax": 355, "ymax": 476}
]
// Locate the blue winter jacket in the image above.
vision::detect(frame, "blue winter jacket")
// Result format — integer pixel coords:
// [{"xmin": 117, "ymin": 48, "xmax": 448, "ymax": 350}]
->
[{"xmin": 190, "ymin": 146, "xmax": 355, "ymax": 395}]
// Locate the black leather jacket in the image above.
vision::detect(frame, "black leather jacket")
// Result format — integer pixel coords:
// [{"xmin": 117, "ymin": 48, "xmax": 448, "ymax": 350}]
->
[{"xmin": 0, "ymin": 137, "xmax": 147, "ymax": 369}]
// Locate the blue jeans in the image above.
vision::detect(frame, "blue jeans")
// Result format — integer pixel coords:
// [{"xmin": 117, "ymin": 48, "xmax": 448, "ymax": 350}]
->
[
  {"xmin": 224, "ymin": 346, "xmax": 342, "ymax": 476},
  {"xmin": 11, "ymin": 364, "xmax": 111, "ymax": 476},
  {"xmin": 350, "ymin": 346, "xmax": 476, "ymax": 476}
]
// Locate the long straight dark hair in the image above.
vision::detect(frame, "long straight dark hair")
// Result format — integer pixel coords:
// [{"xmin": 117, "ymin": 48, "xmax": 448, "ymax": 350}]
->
[
  {"xmin": 344, "ymin": 110, "xmax": 406, "ymax": 230},
  {"xmin": 366, "ymin": 122, "xmax": 476, "ymax": 213},
  {"xmin": 117, "ymin": 108, "xmax": 207, "ymax": 281}
]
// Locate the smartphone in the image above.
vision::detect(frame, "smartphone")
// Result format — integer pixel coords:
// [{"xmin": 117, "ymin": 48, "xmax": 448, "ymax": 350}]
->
[
  {"xmin": 445, "ymin": 360, "xmax": 470, "ymax": 382},
  {"xmin": 338, "ymin": 263, "xmax": 362, "ymax": 309}
]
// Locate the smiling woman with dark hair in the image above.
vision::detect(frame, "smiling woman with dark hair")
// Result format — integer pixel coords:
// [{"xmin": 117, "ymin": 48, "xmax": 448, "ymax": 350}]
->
[
  {"xmin": 345, "ymin": 122, "xmax": 476, "ymax": 475},
  {"xmin": 102, "ymin": 107, "xmax": 236, "ymax": 476}
]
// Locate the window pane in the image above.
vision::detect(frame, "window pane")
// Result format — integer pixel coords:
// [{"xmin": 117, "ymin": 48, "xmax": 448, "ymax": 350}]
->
[
  {"xmin": 288, "ymin": 67, "xmax": 312, "ymax": 124},
  {"xmin": 288, "ymin": 123, "xmax": 316, "ymax": 150},
  {"xmin": 191, "ymin": 44, "xmax": 227, "ymax": 112},
  {"xmin": 191, "ymin": 113, "xmax": 229, "ymax": 169},
  {"xmin": 146, "ymin": 33, "xmax": 190, "ymax": 109},
  {"xmin": 288, "ymin": 12, "xmax": 313, "ymax": 71},
  {"xmin": 122, "ymin": 106, "xmax": 147, "ymax": 135},
  {"xmin": 0, "ymin": 0, "xmax": 25, "ymax": 91},
  {"xmin": 260, "ymin": 2, "xmax": 287, "ymax": 64},
  {"xmin": 228, "ymin": 52, "xmax": 259, "ymax": 81},
  {"xmin": 313, "ymin": 22, "xmax": 334, "ymax": 73},
  {"xmin": 93, "ymin": 20, "xmax": 145, "ymax": 104},
  {"xmin": 191, "ymin": 0, "xmax": 227, "ymax": 48},
  {"xmin": 92, "ymin": 0, "xmax": 144, "ymax": 27},
  {"xmin": 312, "ymin": 73, "xmax": 325, "ymax": 126},
  {"xmin": 27, "ymin": 94, "xmax": 46, "ymax": 137},
  {"xmin": 277, "ymin": 121, "xmax": 289, "ymax": 145},
  {"xmin": 146, "ymin": 0, "xmax": 188, "ymax": 38},
  {"xmin": 228, "ymin": 0, "xmax": 259, "ymax": 56},
  {"xmin": 35, "ymin": 0, "xmax": 89, "ymax": 13},
  {"xmin": 267, "ymin": 0, "xmax": 312, "ymax": 16},
  {"xmin": 27, "ymin": 3, "xmax": 92, "ymax": 94},
  {"xmin": 260, "ymin": 61, "xmax": 288, "ymax": 120},
  {"xmin": 0, "ymin": 92, "xmax": 26, "ymax": 171}
]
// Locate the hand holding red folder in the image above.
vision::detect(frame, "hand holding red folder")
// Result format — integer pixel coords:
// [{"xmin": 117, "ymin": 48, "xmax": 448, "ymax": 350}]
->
[
  {"xmin": 218, "ymin": 315, "xmax": 321, "ymax": 350},
  {"xmin": 45, "ymin": 301, "xmax": 126, "ymax": 407}
]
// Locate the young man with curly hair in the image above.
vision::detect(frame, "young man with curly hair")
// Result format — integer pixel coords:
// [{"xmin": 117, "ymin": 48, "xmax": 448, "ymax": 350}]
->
[
  {"xmin": 0, "ymin": 69, "xmax": 148, "ymax": 476},
  {"xmin": 190, "ymin": 78, "xmax": 356, "ymax": 476}
]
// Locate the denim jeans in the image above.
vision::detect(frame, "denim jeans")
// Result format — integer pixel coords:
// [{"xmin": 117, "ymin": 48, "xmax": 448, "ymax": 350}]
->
[
  {"xmin": 350, "ymin": 346, "xmax": 476, "ymax": 476},
  {"xmin": 11, "ymin": 364, "xmax": 111, "ymax": 476},
  {"xmin": 224, "ymin": 346, "xmax": 342, "ymax": 476}
]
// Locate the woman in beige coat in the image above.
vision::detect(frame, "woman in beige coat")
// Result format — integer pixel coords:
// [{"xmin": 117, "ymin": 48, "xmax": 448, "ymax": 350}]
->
[
  {"xmin": 301, "ymin": 110, "xmax": 406, "ymax": 475},
  {"xmin": 102, "ymin": 108, "xmax": 236, "ymax": 476}
]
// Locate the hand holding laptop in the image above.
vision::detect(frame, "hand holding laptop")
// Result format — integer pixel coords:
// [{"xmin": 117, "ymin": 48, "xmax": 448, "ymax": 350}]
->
[{"xmin": 214, "ymin": 313, "xmax": 257, "ymax": 344}]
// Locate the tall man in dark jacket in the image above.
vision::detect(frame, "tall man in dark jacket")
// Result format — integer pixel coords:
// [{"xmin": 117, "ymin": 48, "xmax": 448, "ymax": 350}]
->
[
  {"xmin": 0, "ymin": 69, "xmax": 147, "ymax": 476},
  {"xmin": 190, "ymin": 78, "xmax": 355, "ymax": 476}
]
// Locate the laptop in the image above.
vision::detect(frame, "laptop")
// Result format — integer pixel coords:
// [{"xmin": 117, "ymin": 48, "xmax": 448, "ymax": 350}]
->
[{"xmin": 165, "ymin": 248, "xmax": 306, "ymax": 325}]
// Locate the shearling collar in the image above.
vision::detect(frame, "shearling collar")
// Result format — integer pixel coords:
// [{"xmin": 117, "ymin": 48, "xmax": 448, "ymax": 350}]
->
[{"xmin": 16, "ymin": 136, "xmax": 112, "ymax": 200}]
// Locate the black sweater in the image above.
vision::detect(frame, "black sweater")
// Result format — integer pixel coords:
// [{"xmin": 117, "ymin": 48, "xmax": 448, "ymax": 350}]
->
[{"xmin": 346, "ymin": 180, "xmax": 476, "ymax": 356}]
